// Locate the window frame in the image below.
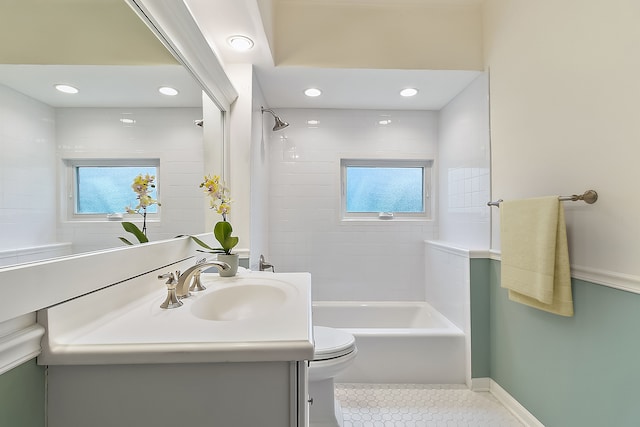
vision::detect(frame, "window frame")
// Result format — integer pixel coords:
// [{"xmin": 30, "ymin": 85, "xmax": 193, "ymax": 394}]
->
[
  {"xmin": 340, "ymin": 158, "xmax": 433, "ymax": 221},
  {"xmin": 63, "ymin": 158, "xmax": 161, "ymax": 222}
]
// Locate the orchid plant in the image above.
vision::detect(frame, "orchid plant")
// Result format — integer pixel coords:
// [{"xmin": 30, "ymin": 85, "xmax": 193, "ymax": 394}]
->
[
  {"xmin": 201, "ymin": 174, "xmax": 232, "ymax": 221},
  {"xmin": 118, "ymin": 174, "xmax": 160, "ymax": 245},
  {"xmin": 189, "ymin": 174, "xmax": 239, "ymax": 255}
]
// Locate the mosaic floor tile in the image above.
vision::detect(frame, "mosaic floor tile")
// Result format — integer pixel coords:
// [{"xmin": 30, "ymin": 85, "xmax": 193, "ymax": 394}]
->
[{"xmin": 335, "ymin": 384, "xmax": 524, "ymax": 427}]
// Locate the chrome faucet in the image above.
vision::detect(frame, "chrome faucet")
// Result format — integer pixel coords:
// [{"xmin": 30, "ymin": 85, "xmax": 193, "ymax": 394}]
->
[{"xmin": 175, "ymin": 260, "xmax": 230, "ymax": 298}]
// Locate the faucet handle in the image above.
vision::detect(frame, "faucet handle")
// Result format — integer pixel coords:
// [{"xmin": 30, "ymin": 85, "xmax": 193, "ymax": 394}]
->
[
  {"xmin": 189, "ymin": 270, "xmax": 207, "ymax": 292},
  {"xmin": 259, "ymin": 255, "xmax": 275, "ymax": 272},
  {"xmin": 188, "ymin": 258, "xmax": 208, "ymax": 292},
  {"xmin": 158, "ymin": 272, "xmax": 177, "ymax": 285},
  {"xmin": 158, "ymin": 272, "xmax": 183, "ymax": 309}
]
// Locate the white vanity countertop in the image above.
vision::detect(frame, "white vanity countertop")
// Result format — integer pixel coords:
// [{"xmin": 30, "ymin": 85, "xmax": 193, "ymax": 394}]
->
[{"xmin": 38, "ymin": 270, "xmax": 314, "ymax": 365}]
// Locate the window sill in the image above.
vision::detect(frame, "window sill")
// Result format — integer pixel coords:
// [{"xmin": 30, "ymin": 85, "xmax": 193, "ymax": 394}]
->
[
  {"xmin": 63, "ymin": 217, "xmax": 161, "ymax": 224},
  {"xmin": 340, "ymin": 217, "xmax": 432, "ymax": 223}
]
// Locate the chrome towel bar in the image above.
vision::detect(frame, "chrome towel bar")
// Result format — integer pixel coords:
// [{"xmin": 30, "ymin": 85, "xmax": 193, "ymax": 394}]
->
[{"xmin": 487, "ymin": 190, "xmax": 598, "ymax": 207}]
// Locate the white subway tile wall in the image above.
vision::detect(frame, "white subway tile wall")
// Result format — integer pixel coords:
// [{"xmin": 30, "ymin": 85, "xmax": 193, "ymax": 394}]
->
[
  {"xmin": 0, "ymin": 85, "xmax": 57, "ymax": 252},
  {"xmin": 56, "ymin": 107, "xmax": 206, "ymax": 254},
  {"xmin": 424, "ymin": 243, "xmax": 470, "ymax": 331},
  {"xmin": 267, "ymin": 76, "xmax": 489, "ymax": 301},
  {"xmin": 437, "ymin": 74, "xmax": 491, "ymax": 248},
  {"xmin": 1, "ymin": 82, "xmax": 205, "ymax": 258},
  {"xmin": 268, "ymin": 109, "xmax": 438, "ymax": 301}
]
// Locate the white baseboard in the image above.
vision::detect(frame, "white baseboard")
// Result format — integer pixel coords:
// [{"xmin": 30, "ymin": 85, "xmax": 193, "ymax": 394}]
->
[
  {"xmin": 470, "ymin": 377, "xmax": 491, "ymax": 391},
  {"xmin": 472, "ymin": 378, "xmax": 544, "ymax": 427}
]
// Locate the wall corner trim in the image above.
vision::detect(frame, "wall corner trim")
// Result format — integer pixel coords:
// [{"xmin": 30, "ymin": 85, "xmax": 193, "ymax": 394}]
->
[
  {"xmin": 472, "ymin": 378, "xmax": 544, "ymax": 427},
  {"xmin": 488, "ymin": 250, "xmax": 640, "ymax": 295},
  {"xmin": 424, "ymin": 240, "xmax": 491, "ymax": 258},
  {"xmin": 571, "ymin": 264, "xmax": 640, "ymax": 295},
  {"xmin": 0, "ymin": 314, "xmax": 45, "ymax": 375}
]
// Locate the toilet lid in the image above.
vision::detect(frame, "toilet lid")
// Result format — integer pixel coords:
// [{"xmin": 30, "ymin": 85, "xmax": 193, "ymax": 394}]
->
[{"xmin": 313, "ymin": 326, "xmax": 356, "ymax": 361}]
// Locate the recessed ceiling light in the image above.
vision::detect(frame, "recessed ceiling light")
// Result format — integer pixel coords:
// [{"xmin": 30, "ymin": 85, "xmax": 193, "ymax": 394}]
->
[
  {"xmin": 378, "ymin": 119, "xmax": 392, "ymax": 125},
  {"xmin": 307, "ymin": 120, "xmax": 319, "ymax": 125},
  {"xmin": 304, "ymin": 88, "xmax": 322, "ymax": 97},
  {"xmin": 120, "ymin": 118, "xmax": 136, "ymax": 124},
  {"xmin": 158, "ymin": 86, "xmax": 179, "ymax": 96},
  {"xmin": 227, "ymin": 35, "xmax": 254, "ymax": 51},
  {"xmin": 54, "ymin": 84, "xmax": 78, "ymax": 94},
  {"xmin": 400, "ymin": 88, "xmax": 418, "ymax": 97}
]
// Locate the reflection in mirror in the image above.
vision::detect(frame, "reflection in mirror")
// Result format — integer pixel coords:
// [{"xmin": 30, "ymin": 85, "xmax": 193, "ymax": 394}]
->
[{"xmin": 0, "ymin": 0, "xmax": 222, "ymax": 268}]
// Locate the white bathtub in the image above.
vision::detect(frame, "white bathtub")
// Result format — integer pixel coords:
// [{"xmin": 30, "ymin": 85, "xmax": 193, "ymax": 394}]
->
[{"xmin": 312, "ymin": 301, "xmax": 466, "ymax": 384}]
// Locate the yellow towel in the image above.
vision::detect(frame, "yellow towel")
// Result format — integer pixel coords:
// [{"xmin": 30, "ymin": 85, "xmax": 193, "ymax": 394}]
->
[{"xmin": 500, "ymin": 196, "xmax": 573, "ymax": 317}]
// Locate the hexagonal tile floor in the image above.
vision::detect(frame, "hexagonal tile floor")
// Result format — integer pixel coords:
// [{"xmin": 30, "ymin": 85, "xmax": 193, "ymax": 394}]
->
[{"xmin": 335, "ymin": 384, "xmax": 524, "ymax": 427}]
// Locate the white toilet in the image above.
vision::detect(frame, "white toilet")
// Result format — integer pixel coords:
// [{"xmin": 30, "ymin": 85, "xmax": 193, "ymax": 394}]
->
[{"xmin": 308, "ymin": 326, "xmax": 358, "ymax": 427}]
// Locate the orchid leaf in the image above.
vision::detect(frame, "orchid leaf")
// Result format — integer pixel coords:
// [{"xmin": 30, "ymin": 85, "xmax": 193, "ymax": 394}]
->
[
  {"xmin": 121, "ymin": 221, "xmax": 148, "ymax": 244},
  {"xmin": 188, "ymin": 235, "xmax": 224, "ymax": 253},
  {"xmin": 214, "ymin": 221, "xmax": 239, "ymax": 254},
  {"xmin": 118, "ymin": 237, "xmax": 134, "ymax": 245}
]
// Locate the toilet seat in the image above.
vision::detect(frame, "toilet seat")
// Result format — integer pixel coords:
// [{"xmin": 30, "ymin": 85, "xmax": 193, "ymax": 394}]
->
[{"xmin": 313, "ymin": 326, "xmax": 356, "ymax": 361}]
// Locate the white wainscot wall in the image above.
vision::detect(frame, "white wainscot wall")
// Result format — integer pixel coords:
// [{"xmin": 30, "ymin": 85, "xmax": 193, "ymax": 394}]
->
[
  {"xmin": 0, "ymin": 243, "xmax": 72, "ymax": 268},
  {"xmin": 424, "ymin": 240, "xmax": 490, "ymax": 386},
  {"xmin": 424, "ymin": 241, "xmax": 470, "ymax": 331}
]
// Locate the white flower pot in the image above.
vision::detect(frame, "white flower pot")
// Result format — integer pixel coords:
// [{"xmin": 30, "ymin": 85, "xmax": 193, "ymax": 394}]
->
[{"xmin": 217, "ymin": 253, "xmax": 239, "ymax": 277}]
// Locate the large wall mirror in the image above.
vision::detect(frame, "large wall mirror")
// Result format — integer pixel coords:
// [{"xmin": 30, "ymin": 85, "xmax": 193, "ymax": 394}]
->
[{"xmin": 0, "ymin": 0, "xmax": 229, "ymax": 268}]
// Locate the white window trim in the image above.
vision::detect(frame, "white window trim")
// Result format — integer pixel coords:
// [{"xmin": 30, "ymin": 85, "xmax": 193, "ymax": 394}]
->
[
  {"xmin": 340, "ymin": 158, "xmax": 433, "ymax": 222},
  {"xmin": 62, "ymin": 158, "xmax": 161, "ymax": 222}
]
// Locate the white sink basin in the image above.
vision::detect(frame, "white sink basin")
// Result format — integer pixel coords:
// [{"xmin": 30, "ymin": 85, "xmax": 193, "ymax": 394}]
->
[
  {"xmin": 191, "ymin": 283, "xmax": 288, "ymax": 321},
  {"xmin": 38, "ymin": 270, "xmax": 314, "ymax": 364}
]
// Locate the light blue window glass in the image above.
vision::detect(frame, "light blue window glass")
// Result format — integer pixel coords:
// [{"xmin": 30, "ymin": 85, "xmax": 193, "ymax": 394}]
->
[
  {"xmin": 345, "ymin": 166, "xmax": 424, "ymax": 213},
  {"xmin": 76, "ymin": 166, "xmax": 158, "ymax": 214}
]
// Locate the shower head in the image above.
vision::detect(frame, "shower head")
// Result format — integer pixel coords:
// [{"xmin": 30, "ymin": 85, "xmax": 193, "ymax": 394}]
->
[
  {"xmin": 272, "ymin": 115, "xmax": 289, "ymax": 131},
  {"xmin": 261, "ymin": 107, "xmax": 289, "ymax": 131},
  {"xmin": 194, "ymin": 119, "xmax": 203, "ymax": 127}
]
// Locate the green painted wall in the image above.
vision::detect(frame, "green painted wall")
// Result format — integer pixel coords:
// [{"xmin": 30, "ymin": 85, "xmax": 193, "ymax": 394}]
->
[
  {"xmin": 0, "ymin": 359, "xmax": 45, "ymax": 427},
  {"xmin": 470, "ymin": 258, "xmax": 491, "ymax": 378},
  {"xmin": 485, "ymin": 259, "xmax": 640, "ymax": 427}
]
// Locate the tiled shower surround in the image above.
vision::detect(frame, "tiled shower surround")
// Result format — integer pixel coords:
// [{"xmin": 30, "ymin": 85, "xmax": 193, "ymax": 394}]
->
[
  {"xmin": 0, "ymin": 85, "xmax": 57, "ymax": 255},
  {"xmin": 267, "ymin": 75, "xmax": 489, "ymax": 302},
  {"xmin": 268, "ymin": 109, "xmax": 438, "ymax": 301},
  {"xmin": 55, "ymin": 107, "xmax": 206, "ymax": 253},
  {"xmin": 0, "ymin": 82, "xmax": 206, "ymax": 258}
]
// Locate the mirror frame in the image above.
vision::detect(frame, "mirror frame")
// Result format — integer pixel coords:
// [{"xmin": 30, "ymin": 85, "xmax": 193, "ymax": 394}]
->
[{"xmin": 126, "ymin": 0, "xmax": 238, "ymax": 112}]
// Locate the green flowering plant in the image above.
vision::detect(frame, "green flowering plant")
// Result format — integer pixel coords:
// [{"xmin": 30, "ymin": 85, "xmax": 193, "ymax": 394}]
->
[
  {"xmin": 189, "ymin": 174, "xmax": 238, "ymax": 255},
  {"xmin": 118, "ymin": 174, "xmax": 160, "ymax": 245}
]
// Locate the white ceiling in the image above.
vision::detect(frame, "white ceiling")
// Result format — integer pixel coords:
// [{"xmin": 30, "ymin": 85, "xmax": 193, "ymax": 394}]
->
[
  {"xmin": 255, "ymin": 67, "xmax": 480, "ymax": 110},
  {"xmin": 186, "ymin": 0, "xmax": 483, "ymax": 110},
  {"xmin": 0, "ymin": 65, "xmax": 203, "ymax": 108},
  {"xmin": 1, "ymin": 0, "xmax": 483, "ymax": 110},
  {"xmin": 0, "ymin": 0, "xmax": 202, "ymax": 108}
]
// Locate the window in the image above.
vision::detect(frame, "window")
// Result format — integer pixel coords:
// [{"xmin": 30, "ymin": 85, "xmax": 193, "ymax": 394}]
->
[
  {"xmin": 341, "ymin": 159, "xmax": 432, "ymax": 220},
  {"xmin": 64, "ymin": 159, "xmax": 160, "ymax": 219}
]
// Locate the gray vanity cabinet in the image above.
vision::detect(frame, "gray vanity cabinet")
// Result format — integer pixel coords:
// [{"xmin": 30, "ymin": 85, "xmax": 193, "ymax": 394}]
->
[{"xmin": 46, "ymin": 361, "xmax": 309, "ymax": 427}]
